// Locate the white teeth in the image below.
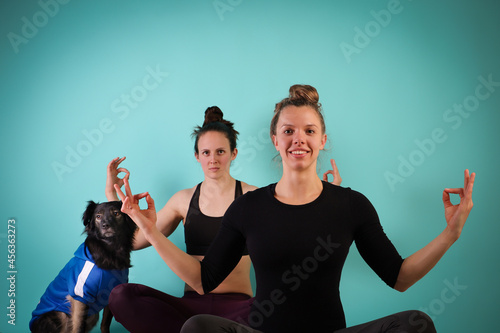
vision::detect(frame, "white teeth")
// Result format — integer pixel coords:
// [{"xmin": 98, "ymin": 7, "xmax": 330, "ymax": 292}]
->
[{"xmin": 291, "ymin": 150, "xmax": 307, "ymax": 155}]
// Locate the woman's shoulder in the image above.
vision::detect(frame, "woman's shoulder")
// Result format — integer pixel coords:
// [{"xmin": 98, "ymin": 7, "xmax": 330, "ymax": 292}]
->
[
  {"xmin": 321, "ymin": 182, "xmax": 369, "ymax": 203},
  {"xmin": 224, "ymin": 184, "xmax": 274, "ymax": 223},
  {"xmin": 232, "ymin": 183, "xmax": 273, "ymax": 205},
  {"xmin": 322, "ymin": 181, "xmax": 351, "ymax": 194},
  {"xmin": 240, "ymin": 181, "xmax": 258, "ymax": 194},
  {"xmin": 160, "ymin": 184, "xmax": 197, "ymax": 211},
  {"xmin": 176, "ymin": 184, "xmax": 198, "ymax": 200}
]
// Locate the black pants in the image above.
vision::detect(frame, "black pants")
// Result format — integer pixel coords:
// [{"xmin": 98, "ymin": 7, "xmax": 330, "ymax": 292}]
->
[{"xmin": 180, "ymin": 310, "xmax": 436, "ymax": 333}]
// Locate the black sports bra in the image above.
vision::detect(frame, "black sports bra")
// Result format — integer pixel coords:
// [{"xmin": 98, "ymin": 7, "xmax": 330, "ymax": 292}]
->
[{"xmin": 184, "ymin": 180, "xmax": 247, "ymax": 255}]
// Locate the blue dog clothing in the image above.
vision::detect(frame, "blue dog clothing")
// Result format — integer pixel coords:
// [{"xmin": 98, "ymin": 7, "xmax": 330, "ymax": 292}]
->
[{"xmin": 30, "ymin": 242, "xmax": 128, "ymax": 330}]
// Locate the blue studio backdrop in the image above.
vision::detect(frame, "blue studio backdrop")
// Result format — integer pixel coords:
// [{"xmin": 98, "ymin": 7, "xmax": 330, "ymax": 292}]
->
[{"xmin": 1, "ymin": 1, "xmax": 499, "ymax": 332}]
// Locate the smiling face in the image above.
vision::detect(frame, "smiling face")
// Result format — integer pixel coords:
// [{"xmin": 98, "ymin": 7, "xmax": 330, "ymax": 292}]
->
[
  {"xmin": 272, "ymin": 105, "xmax": 327, "ymax": 172},
  {"xmin": 195, "ymin": 131, "xmax": 237, "ymax": 179}
]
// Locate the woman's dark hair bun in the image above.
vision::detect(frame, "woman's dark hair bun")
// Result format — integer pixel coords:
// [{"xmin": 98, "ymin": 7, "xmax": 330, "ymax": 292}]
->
[{"xmin": 203, "ymin": 106, "xmax": 224, "ymax": 126}]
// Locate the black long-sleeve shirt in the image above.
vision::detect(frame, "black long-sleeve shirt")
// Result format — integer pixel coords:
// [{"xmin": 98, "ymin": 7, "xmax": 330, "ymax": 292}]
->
[{"xmin": 201, "ymin": 182, "xmax": 404, "ymax": 332}]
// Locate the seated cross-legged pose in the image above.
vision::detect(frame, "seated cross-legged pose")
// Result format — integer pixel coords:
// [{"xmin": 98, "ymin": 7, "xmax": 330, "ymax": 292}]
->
[
  {"xmin": 117, "ymin": 85, "xmax": 474, "ymax": 333},
  {"xmin": 105, "ymin": 107, "xmax": 256, "ymax": 333},
  {"xmin": 106, "ymin": 105, "xmax": 343, "ymax": 332}
]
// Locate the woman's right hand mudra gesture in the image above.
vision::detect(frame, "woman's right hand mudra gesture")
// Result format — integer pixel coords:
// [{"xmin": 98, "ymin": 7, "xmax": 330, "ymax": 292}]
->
[{"xmin": 115, "ymin": 177, "xmax": 157, "ymax": 234}]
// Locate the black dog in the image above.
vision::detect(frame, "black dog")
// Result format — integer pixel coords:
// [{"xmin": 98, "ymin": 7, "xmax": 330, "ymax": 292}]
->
[{"xmin": 30, "ymin": 201, "xmax": 136, "ymax": 333}]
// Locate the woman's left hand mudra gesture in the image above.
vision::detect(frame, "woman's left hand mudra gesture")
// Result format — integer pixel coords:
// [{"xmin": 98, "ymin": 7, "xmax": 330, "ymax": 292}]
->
[
  {"xmin": 394, "ymin": 169, "xmax": 476, "ymax": 292},
  {"xmin": 323, "ymin": 158, "xmax": 342, "ymax": 186},
  {"xmin": 443, "ymin": 169, "xmax": 476, "ymax": 240},
  {"xmin": 115, "ymin": 177, "xmax": 157, "ymax": 233}
]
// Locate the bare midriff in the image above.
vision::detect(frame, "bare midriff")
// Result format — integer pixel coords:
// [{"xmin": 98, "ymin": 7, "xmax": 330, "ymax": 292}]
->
[{"xmin": 184, "ymin": 255, "xmax": 253, "ymax": 297}]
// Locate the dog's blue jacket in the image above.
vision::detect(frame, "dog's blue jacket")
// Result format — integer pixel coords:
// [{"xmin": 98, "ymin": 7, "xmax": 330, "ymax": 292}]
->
[{"xmin": 30, "ymin": 242, "xmax": 128, "ymax": 329}]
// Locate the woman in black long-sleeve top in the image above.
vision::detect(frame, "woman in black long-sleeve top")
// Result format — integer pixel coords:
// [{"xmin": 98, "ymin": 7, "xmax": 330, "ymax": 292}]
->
[{"xmin": 117, "ymin": 84, "xmax": 475, "ymax": 333}]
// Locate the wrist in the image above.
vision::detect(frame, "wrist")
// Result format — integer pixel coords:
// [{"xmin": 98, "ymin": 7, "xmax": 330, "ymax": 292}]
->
[
  {"xmin": 443, "ymin": 226, "xmax": 460, "ymax": 244},
  {"xmin": 143, "ymin": 225, "xmax": 163, "ymax": 245},
  {"xmin": 105, "ymin": 189, "xmax": 118, "ymax": 201}
]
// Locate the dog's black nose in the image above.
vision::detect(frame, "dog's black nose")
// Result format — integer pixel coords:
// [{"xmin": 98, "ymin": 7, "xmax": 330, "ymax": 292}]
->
[{"xmin": 101, "ymin": 221, "xmax": 110, "ymax": 229}]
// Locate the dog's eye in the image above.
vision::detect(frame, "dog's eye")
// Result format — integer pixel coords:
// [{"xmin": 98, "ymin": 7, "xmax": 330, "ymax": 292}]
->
[
  {"xmin": 96, "ymin": 214, "xmax": 102, "ymax": 219},
  {"xmin": 114, "ymin": 211, "xmax": 120, "ymax": 216}
]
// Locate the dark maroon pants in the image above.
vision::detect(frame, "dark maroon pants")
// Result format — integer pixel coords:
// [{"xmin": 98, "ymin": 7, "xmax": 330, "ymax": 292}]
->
[{"xmin": 108, "ymin": 283, "xmax": 253, "ymax": 333}]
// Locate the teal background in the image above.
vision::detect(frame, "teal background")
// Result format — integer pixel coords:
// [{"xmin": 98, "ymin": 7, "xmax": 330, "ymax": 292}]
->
[{"xmin": 1, "ymin": 0, "xmax": 499, "ymax": 332}]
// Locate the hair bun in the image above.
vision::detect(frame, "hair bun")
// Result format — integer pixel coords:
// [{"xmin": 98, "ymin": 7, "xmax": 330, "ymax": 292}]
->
[
  {"xmin": 288, "ymin": 84, "xmax": 319, "ymax": 104},
  {"xmin": 203, "ymin": 106, "xmax": 224, "ymax": 125}
]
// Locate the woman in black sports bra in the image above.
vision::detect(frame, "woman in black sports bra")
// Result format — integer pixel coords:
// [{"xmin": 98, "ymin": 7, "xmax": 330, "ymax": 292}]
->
[{"xmin": 104, "ymin": 106, "xmax": 342, "ymax": 332}]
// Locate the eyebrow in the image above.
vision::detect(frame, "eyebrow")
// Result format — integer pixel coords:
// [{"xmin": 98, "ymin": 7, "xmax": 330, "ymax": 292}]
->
[
  {"xmin": 280, "ymin": 123, "xmax": 319, "ymax": 128},
  {"xmin": 200, "ymin": 147, "xmax": 226, "ymax": 151}
]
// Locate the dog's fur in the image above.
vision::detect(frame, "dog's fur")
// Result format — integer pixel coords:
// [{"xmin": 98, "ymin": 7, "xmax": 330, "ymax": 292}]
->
[{"xmin": 31, "ymin": 201, "xmax": 136, "ymax": 333}]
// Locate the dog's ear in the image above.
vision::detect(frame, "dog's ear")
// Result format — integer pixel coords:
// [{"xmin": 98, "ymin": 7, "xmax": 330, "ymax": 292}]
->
[{"xmin": 82, "ymin": 201, "xmax": 98, "ymax": 227}]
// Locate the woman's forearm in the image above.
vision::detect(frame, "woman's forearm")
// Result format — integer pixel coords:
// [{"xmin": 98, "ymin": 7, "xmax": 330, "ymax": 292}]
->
[
  {"xmin": 143, "ymin": 226, "xmax": 205, "ymax": 294},
  {"xmin": 132, "ymin": 228, "xmax": 151, "ymax": 250},
  {"xmin": 105, "ymin": 189, "xmax": 119, "ymax": 201},
  {"xmin": 394, "ymin": 227, "xmax": 458, "ymax": 292}
]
